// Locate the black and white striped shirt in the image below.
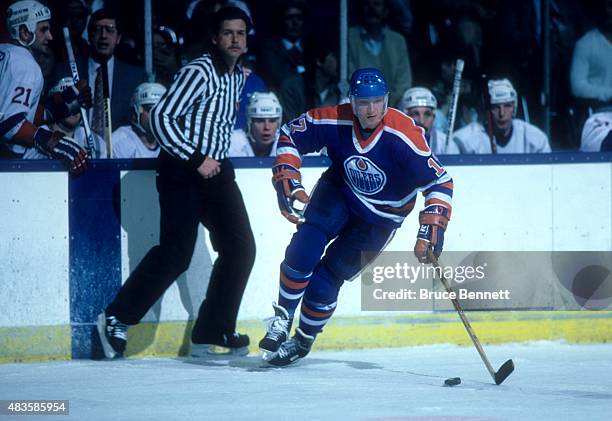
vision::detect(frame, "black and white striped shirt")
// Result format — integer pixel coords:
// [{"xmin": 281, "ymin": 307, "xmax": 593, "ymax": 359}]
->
[{"xmin": 150, "ymin": 54, "xmax": 244, "ymax": 166}]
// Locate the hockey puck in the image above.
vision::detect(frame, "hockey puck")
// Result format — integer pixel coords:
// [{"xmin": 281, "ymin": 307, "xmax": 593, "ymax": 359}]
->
[{"xmin": 444, "ymin": 377, "xmax": 461, "ymax": 386}]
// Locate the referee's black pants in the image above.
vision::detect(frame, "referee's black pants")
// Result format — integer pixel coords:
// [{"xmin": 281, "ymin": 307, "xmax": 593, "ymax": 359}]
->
[{"xmin": 106, "ymin": 150, "xmax": 256, "ymax": 340}]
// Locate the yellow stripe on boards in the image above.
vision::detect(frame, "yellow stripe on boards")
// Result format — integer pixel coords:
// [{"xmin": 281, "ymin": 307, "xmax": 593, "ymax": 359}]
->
[{"xmin": 1, "ymin": 312, "xmax": 611, "ymax": 362}]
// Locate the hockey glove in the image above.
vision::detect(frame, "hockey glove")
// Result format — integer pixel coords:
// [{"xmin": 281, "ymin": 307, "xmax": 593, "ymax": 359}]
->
[
  {"xmin": 272, "ymin": 164, "xmax": 310, "ymax": 224},
  {"xmin": 33, "ymin": 128, "xmax": 88, "ymax": 175},
  {"xmin": 45, "ymin": 80, "xmax": 93, "ymax": 121},
  {"xmin": 414, "ymin": 205, "xmax": 450, "ymax": 263}
]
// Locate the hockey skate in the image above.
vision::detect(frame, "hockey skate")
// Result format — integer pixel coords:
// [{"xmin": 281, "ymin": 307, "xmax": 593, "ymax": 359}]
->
[
  {"xmin": 266, "ymin": 328, "xmax": 314, "ymax": 367},
  {"xmin": 96, "ymin": 312, "xmax": 127, "ymax": 359},
  {"xmin": 191, "ymin": 332, "xmax": 250, "ymax": 357},
  {"xmin": 259, "ymin": 302, "xmax": 291, "ymax": 356}
]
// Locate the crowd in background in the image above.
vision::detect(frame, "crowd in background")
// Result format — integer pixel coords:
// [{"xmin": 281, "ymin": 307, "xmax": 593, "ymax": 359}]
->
[{"xmin": 1, "ymin": 0, "xmax": 611, "ymax": 156}]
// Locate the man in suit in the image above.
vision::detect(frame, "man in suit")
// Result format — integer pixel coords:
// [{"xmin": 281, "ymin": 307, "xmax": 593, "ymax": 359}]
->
[
  {"xmin": 58, "ymin": 8, "xmax": 146, "ymax": 153},
  {"xmin": 256, "ymin": 1, "xmax": 306, "ymax": 92}
]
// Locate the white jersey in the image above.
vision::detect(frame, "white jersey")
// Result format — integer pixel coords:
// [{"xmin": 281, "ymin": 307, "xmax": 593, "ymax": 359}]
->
[
  {"xmin": 228, "ymin": 129, "xmax": 277, "ymax": 157},
  {"xmin": 23, "ymin": 125, "xmax": 107, "ymax": 159},
  {"xmin": 580, "ymin": 111, "xmax": 612, "ymax": 152},
  {"xmin": 112, "ymin": 125, "xmax": 160, "ymax": 158},
  {"xmin": 0, "ymin": 43, "xmax": 44, "ymax": 155},
  {"xmin": 428, "ymin": 128, "xmax": 459, "ymax": 156},
  {"xmin": 453, "ymin": 120, "xmax": 551, "ymax": 154}
]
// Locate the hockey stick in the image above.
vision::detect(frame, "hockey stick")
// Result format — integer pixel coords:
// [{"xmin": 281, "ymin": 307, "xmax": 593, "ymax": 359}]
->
[
  {"xmin": 445, "ymin": 59, "xmax": 464, "ymax": 151},
  {"xmin": 63, "ymin": 27, "xmax": 97, "ymax": 158},
  {"xmin": 100, "ymin": 60, "xmax": 113, "ymax": 158},
  {"xmin": 486, "ymin": 110, "xmax": 497, "ymax": 154},
  {"xmin": 427, "ymin": 250, "xmax": 514, "ymax": 385}
]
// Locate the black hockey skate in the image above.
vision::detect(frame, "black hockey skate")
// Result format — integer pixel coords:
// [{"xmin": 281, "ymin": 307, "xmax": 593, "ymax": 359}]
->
[
  {"xmin": 266, "ymin": 328, "xmax": 314, "ymax": 367},
  {"xmin": 191, "ymin": 332, "xmax": 250, "ymax": 357},
  {"xmin": 96, "ymin": 312, "xmax": 127, "ymax": 359},
  {"xmin": 259, "ymin": 302, "xmax": 292, "ymax": 354}
]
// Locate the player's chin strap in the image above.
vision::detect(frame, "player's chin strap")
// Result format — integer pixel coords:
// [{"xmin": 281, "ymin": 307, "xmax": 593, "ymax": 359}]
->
[{"xmin": 272, "ymin": 164, "xmax": 310, "ymax": 224}]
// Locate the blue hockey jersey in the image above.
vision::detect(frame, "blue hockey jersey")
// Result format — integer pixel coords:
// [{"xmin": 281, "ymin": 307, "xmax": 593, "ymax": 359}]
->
[{"xmin": 275, "ymin": 103, "xmax": 453, "ymax": 228}]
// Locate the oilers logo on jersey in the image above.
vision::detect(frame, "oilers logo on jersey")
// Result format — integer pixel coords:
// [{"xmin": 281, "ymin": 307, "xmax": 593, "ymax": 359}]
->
[
  {"xmin": 275, "ymin": 104, "xmax": 453, "ymax": 228},
  {"xmin": 344, "ymin": 156, "xmax": 386, "ymax": 195}
]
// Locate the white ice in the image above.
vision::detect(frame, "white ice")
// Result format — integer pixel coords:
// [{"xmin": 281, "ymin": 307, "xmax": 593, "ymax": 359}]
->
[{"xmin": 1, "ymin": 341, "xmax": 611, "ymax": 420}]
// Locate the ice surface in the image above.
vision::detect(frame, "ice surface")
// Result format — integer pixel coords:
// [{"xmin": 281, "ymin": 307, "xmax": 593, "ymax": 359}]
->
[{"xmin": 0, "ymin": 341, "xmax": 610, "ymax": 420}]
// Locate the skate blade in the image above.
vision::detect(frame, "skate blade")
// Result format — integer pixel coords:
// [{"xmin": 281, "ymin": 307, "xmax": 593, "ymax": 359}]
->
[
  {"xmin": 191, "ymin": 344, "xmax": 249, "ymax": 358},
  {"xmin": 261, "ymin": 350, "xmax": 275, "ymax": 362}
]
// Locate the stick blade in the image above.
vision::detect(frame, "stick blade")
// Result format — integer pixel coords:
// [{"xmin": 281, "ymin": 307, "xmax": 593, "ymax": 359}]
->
[{"xmin": 494, "ymin": 359, "xmax": 515, "ymax": 385}]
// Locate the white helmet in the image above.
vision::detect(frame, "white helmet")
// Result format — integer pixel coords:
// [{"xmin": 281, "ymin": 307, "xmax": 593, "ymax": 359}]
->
[
  {"xmin": 247, "ymin": 92, "xmax": 282, "ymax": 120},
  {"xmin": 132, "ymin": 82, "xmax": 167, "ymax": 110},
  {"xmin": 247, "ymin": 91, "xmax": 282, "ymax": 134},
  {"xmin": 49, "ymin": 77, "xmax": 74, "ymax": 95},
  {"xmin": 131, "ymin": 82, "xmax": 166, "ymax": 135},
  {"xmin": 400, "ymin": 87, "xmax": 437, "ymax": 111},
  {"xmin": 488, "ymin": 79, "xmax": 517, "ymax": 107},
  {"xmin": 6, "ymin": 1, "xmax": 52, "ymax": 47}
]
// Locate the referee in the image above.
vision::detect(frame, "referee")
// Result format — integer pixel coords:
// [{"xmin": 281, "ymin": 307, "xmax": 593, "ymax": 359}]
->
[{"xmin": 97, "ymin": 7, "xmax": 256, "ymax": 358}]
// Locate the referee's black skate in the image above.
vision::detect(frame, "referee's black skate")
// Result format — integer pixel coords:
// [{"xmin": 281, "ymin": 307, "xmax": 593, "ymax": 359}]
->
[
  {"xmin": 96, "ymin": 312, "xmax": 127, "ymax": 359},
  {"xmin": 259, "ymin": 302, "xmax": 291, "ymax": 354},
  {"xmin": 191, "ymin": 332, "xmax": 250, "ymax": 357},
  {"xmin": 266, "ymin": 328, "xmax": 314, "ymax": 367}
]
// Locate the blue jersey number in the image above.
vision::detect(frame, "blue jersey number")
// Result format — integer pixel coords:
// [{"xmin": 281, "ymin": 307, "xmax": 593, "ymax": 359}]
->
[{"xmin": 12, "ymin": 87, "xmax": 32, "ymax": 107}]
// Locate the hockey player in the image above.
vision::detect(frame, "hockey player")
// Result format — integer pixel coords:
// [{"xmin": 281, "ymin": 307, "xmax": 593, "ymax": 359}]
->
[
  {"xmin": 23, "ymin": 77, "xmax": 106, "ymax": 159},
  {"xmin": 1, "ymin": 1, "xmax": 89, "ymax": 173},
  {"xmin": 228, "ymin": 91, "xmax": 282, "ymax": 157},
  {"xmin": 399, "ymin": 87, "xmax": 459, "ymax": 155},
  {"xmin": 453, "ymin": 79, "xmax": 551, "ymax": 154},
  {"xmin": 112, "ymin": 82, "xmax": 167, "ymax": 158},
  {"xmin": 259, "ymin": 68, "xmax": 454, "ymax": 366}
]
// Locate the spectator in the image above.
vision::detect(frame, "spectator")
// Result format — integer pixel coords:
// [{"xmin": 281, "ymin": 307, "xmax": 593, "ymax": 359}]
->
[
  {"xmin": 453, "ymin": 79, "xmax": 551, "ymax": 154},
  {"xmin": 24, "ymin": 77, "xmax": 106, "ymax": 159},
  {"xmin": 278, "ymin": 36, "xmax": 340, "ymax": 123},
  {"xmin": 112, "ymin": 82, "xmax": 166, "ymax": 158},
  {"xmin": 399, "ymin": 87, "xmax": 459, "ymax": 155},
  {"xmin": 256, "ymin": 0, "xmax": 307, "ymax": 92},
  {"xmin": 492, "ymin": 1, "xmax": 543, "ymax": 123},
  {"xmin": 430, "ymin": 50, "xmax": 479, "ymax": 134},
  {"xmin": 54, "ymin": 0, "xmax": 90, "ymax": 62},
  {"xmin": 580, "ymin": 111, "xmax": 612, "ymax": 152},
  {"xmin": 570, "ymin": 0, "xmax": 612, "ymax": 110},
  {"xmin": 348, "ymin": 0, "xmax": 412, "ymax": 107},
  {"xmin": 57, "ymin": 8, "xmax": 146, "ymax": 139},
  {"xmin": 229, "ymin": 91, "xmax": 282, "ymax": 157},
  {"xmin": 96, "ymin": 7, "xmax": 255, "ymax": 360},
  {"xmin": 152, "ymin": 26, "xmax": 182, "ymax": 89}
]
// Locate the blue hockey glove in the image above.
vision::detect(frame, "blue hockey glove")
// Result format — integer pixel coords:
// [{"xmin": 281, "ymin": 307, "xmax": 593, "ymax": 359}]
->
[
  {"xmin": 272, "ymin": 164, "xmax": 310, "ymax": 224},
  {"xmin": 33, "ymin": 128, "xmax": 88, "ymax": 175},
  {"xmin": 414, "ymin": 205, "xmax": 450, "ymax": 263}
]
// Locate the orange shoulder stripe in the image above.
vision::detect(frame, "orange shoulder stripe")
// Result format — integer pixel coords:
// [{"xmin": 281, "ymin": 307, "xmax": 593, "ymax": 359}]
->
[
  {"xmin": 384, "ymin": 108, "xmax": 430, "ymax": 153},
  {"xmin": 308, "ymin": 103, "xmax": 353, "ymax": 123}
]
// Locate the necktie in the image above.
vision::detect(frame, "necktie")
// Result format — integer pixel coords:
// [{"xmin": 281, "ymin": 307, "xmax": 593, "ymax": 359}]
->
[{"xmin": 287, "ymin": 44, "xmax": 302, "ymax": 65}]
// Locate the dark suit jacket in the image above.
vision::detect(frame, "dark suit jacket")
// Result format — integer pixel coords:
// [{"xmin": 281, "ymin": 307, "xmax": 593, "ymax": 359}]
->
[
  {"xmin": 56, "ymin": 57, "xmax": 147, "ymax": 130},
  {"xmin": 256, "ymin": 38, "xmax": 304, "ymax": 92}
]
